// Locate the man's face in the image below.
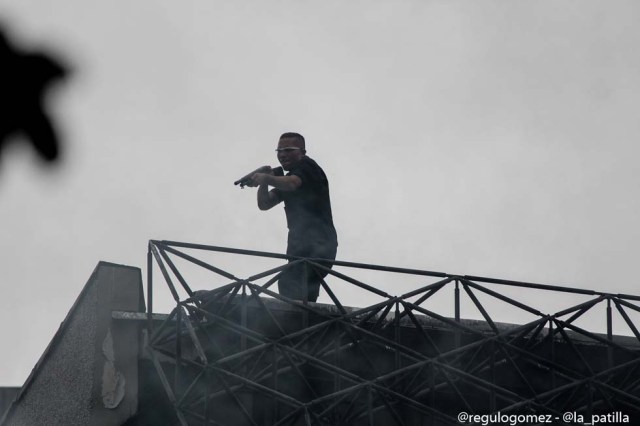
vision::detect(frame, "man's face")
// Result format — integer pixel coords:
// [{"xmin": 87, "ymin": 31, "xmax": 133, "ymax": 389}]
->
[{"xmin": 276, "ymin": 137, "xmax": 305, "ymax": 171}]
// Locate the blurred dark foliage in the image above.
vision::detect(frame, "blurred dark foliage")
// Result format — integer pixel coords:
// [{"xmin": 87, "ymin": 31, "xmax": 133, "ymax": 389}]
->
[{"xmin": 0, "ymin": 27, "xmax": 69, "ymax": 164}]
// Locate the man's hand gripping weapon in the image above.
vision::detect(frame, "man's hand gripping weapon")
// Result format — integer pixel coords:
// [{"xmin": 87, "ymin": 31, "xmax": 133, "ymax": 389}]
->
[{"xmin": 234, "ymin": 165, "xmax": 284, "ymax": 188}]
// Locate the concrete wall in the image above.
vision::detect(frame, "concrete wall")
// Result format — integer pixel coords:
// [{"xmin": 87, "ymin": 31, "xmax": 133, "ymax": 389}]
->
[
  {"xmin": 1, "ymin": 262, "xmax": 144, "ymax": 426},
  {"xmin": 0, "ymin": 389, "xmax": 19, "ymax": 422}
]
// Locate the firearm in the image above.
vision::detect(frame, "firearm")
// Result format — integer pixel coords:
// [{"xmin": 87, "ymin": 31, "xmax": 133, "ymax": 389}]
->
[{"xmin": 234, "ymin": 165, "xmax": 284, "ymax": 188}]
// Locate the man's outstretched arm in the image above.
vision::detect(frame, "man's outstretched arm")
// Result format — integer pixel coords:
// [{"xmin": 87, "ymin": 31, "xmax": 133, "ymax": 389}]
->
[
  {"xmin": 250, "ymin": 172, "xmax": 301, "ymax": 210},
  {"xmin": 251, "ymin": 173, "xmax": 301, "ymax": 191}
]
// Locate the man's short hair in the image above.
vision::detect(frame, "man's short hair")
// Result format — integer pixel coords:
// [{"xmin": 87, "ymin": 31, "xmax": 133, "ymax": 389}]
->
[{"xmin": 280, "ymin": 132, "xmax": 305, "ymax": 148}]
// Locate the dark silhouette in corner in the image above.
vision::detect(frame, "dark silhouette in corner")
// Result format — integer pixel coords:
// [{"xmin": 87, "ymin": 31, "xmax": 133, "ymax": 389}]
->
[{"xmin": 0, "ymin": 26, "xmax": 69, "ymax": 165}]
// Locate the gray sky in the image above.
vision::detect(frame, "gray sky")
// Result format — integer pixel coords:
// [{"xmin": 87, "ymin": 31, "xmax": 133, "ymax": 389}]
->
[{"xmin": 1, "ymin": 0, "xmax": 639, "ymax": 386}]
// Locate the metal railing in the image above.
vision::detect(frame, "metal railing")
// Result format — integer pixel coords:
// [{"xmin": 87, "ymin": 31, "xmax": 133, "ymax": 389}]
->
[{"xmin": 145, "ymin": 239, "xmax": 640, "ymax": 426}]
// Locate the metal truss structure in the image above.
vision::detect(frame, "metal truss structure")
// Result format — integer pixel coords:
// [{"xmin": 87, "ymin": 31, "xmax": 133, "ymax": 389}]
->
[{"xmin": 145, "ymin": 240, "xmax": 640, "ymax": 426}]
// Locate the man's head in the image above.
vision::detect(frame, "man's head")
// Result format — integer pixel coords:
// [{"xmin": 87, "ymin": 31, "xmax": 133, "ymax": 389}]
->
[{"xmin": 276, "ymin": 132, "xmax": 306, "ymax": 171}]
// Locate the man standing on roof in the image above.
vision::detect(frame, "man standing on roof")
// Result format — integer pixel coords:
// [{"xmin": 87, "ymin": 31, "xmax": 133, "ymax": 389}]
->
[{"xmin": 246, "ymin": 132, "xmax": 338, "ymax": 302}]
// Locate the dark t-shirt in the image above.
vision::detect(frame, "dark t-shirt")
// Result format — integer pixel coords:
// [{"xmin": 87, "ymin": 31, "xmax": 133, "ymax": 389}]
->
[{"xmin": 274, "ymin": 156, "xmax": 338, "ymax": 254}]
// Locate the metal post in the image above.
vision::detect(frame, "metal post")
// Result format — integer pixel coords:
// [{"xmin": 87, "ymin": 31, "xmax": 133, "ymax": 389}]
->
[
  {"xmin": 147, "ymin": 244, "xmax": 153, "ymax": 333},
  {"xmin": 175, "ymin": 305, "xmax": 182, "ymax": 399},
  {"xmin": 204, "ymin": 369, "xmax": 210, "ymax": 424},
  {"xmin": 395, "ymin": 300, "xmax": 401, "ymax": 370},
  {"xmin": 607, "ymin": 298, "xmax": 613, "ymax": 369},
  {"xmin": 241, "ymin": 284, "xmax": 247, "ymax": 354},
  {"xmin": 273, "ymin": 345, "xmax": 279, "ymax": 422},
  {"xmin": 490, "ymin": 340, "xmax": 496, "ymax": 412},
  {"xmin": 587, "ymin": 382, "xmax": 594, "ymax": 420},
  {"xmin": 302, "ymin": 262, "xmax": 309, "ymax": 359},
  {"xmin": 429, "ymin": 363, "xmax": 435, "ymax": 426},
  {"xmin": 549, "ymin": 318, "xmax": 556, "ymax": 390},
  {"xmin": 334, "ymin": 323, "xmax": 340, "ymax": 396},
  {"xmin": 303, "ymin": 261, "xmax": 309, "ymax": 305},
  {"xmin": 455, "ymin": 280, "xmax": 461, "ymax": 348},
  {"xmin": 368, "ymin": 385, "xmax": 374, "ymax": 426}
]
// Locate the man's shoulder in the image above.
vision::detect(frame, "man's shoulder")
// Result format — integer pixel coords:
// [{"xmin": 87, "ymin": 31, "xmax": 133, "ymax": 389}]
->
[
  {"xmin": 289, "ymin": 156, "xmax": 321, "ymax": 173},
  {"xmin": 288, "ymin": 156, "xmax": 327, "ymax": 185},
  {"xmin": 301, "ymin": 155, "xmax": 317, "ymax": 165},
  {"xmin": 300, "ymin": 156, "xmax": 326, "ymax": 172}
]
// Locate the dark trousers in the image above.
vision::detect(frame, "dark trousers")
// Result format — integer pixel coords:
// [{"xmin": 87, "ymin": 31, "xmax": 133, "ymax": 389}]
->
[{"xmin": 278, "ymin": 241, "xmax": 337, "ymax": 302}]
